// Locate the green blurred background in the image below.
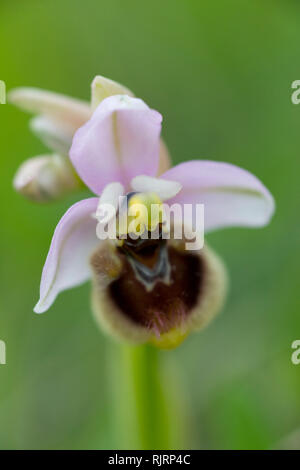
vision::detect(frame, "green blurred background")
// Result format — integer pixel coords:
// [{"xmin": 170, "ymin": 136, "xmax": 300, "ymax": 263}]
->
[{"xmin": 0, "ymin": 0, "xmax": 300, "ymax": 450}]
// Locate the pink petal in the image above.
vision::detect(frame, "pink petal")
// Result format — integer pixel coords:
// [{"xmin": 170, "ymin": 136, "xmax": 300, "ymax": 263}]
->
[
  {"xmin": 70, "ymin": 95, "xmax": 162, "ymax": 195},
  {"xmin": 34, "ymin": 198, "xmax": 99, "ymax": 313},
  {"xmin": 161, "ymin": 161, "xmax": 275, "ymax": 231}
]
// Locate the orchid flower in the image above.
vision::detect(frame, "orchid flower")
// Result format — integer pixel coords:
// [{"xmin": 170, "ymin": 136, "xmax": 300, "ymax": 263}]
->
[
  {"xmin": 33, "ymin": 94, "xmax": 275, "ymax": 349},
  {"xmin": 9, "ymin": 76, "xmax": 171, "ymax": 202}
]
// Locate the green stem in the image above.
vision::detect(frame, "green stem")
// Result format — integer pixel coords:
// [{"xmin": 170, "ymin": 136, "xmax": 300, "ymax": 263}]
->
[{"xmin": 109, "ymin": 342, "xmax": 186, "ymax": 449}]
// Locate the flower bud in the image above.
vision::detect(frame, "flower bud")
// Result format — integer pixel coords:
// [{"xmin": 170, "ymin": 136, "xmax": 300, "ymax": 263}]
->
[{"xmin": 13, "ymin": 154, "xmax": 81, "ymax": 203}]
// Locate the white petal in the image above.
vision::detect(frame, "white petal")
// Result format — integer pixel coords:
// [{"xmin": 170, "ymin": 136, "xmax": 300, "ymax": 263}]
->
[
  {"xmin": 8, "ymin": 87, "xmax": 91, "ymax": 130},
  {"xmin": 95, "ymin": 182, "xmax": 124, "ymax": 223},
  {"xmin": 131, "ymin": 175, "xmax": 182, "ymax": 201},
  {"xmin": 30, "ymin": 116, "xmax": 73, "ymax": 155}
]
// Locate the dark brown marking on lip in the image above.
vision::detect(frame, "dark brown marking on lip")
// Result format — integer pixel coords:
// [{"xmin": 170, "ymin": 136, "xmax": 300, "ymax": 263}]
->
[{"xmin": 109, "ymin": 246, "xmax": 204, "ymax": 335}]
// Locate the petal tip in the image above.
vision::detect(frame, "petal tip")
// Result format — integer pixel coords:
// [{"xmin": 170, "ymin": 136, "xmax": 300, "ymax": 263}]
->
[
  {"xmin": 33, "ymin": 300, "xmax": 47, "ymax": 314},
  {"xmin": 7, "ymin": 87, "xmax": 28, "ymax": 105},
  {"xmin": 91, "ymin": 75, "xmax": 134, "ymax": 111}
]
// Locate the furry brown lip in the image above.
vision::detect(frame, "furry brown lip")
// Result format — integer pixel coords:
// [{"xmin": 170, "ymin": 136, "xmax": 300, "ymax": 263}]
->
[
  {"xmin": 90, "ymin": 233, "xmax": 227, "ymax": 347},
  {"xmin": 108, "ymin": 244, "xmax": 203, "ymax": 334}
]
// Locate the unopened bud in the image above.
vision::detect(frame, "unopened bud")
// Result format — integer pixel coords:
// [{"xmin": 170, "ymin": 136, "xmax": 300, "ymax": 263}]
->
[{"xmin": 13, "ymin": 154, "xmax": 81, "ymax": 203}]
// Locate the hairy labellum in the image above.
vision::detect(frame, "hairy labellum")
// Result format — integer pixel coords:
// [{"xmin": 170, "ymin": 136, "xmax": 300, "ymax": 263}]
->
[{"xmin": 90, "ymin": 231, "xmax": 227, "ymax": 349}]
